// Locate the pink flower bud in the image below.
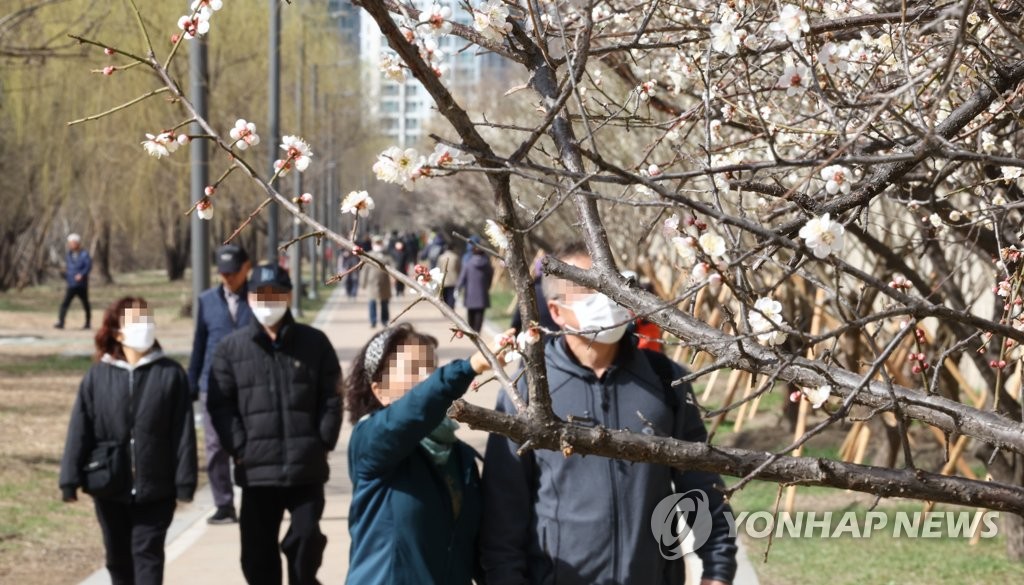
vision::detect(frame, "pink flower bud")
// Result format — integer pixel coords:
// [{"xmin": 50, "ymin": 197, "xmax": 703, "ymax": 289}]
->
[
  {"xmin": 170, "ymin": 33, "xmax": 181, "ymax": 44},
  {"xmin": 204, "ymin": 186, "xmax": 216, "ymax": 196},
  {"xmin": 300, "ymin": 192, "xmax": 313, "ymax": 205},
  {"xmin": 789, "ymin": 391, "xmax": 801, "ymax": 403},
  {"xmin": 455, "ymin": 330, "xmax": 464, "ymax": 339},
  {"xmin": 912, "ymin": 365, "xmax": 922, "ymax": 374},
  {"xmin": 352, "ymin": 245, "xmax": 364, "ymax": 255},
  {"xmin": 104, "ymin": 48, "xmax": 115, "ymax": 56},
  {"xmin": 102, "ymin": 66, "xmax": 116, "ymax": 76}
]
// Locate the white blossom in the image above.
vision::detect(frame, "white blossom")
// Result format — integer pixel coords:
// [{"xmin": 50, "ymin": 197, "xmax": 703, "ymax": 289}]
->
[
  {"xmin": 380, "ymin": 54, "xmax": 406, "ymax": 83},
  {"xmin": 770, "ymin": 4, "xmax": 809, "ymax": 42},
  {"xmin": 698, "ymin": 232, "xmax": 727, "ymax": 258},
  {"xmin": 672, "ymin": 236, "xmax": 697, "ymax": 266},
  {"xmin": 473, "ymin": 0, "xmax": 512, "ymax": 41},
  {"xmin": 821, "ymin": 165, "xmax": 853, "ymax": 195},
  {"xmin": 662, "ymin": 214, "xmax": 680, "ymax": 236},
  {"xmin": 275, "ymin": 135, "xmax": 313, "ymax": 175},
  {"xmin": 177, "ymin": 13, "xmax": 210, "ymax": 39},
  {"xmin": 802, "ymin": 385, "xmax": 832, "ymax": 409},
  {"xmin": 818, "ymin": 42, "xmax": 849, "ymax": 74},
  {"xmin": 141, "ymin": 132, "xmax": 180, "ymax": 159},
  {"xmin": 778, "ymin": 65, "xmax": 812, "ymax": 96},
  {"xmin": 419, "ymin": 3, "xmax": 452, "ymax": 36},
  {"xmin": 340, "ymin": 190, "xmax": 375, "ymax": 217},
  {"xmin": 799, "ymin": 213, "xmax": 846, "ymax": 259},
  {"xmin": 485, "ymin": 219, "xmax": 510, "ymax": 252},
  {"xmin": 749, "ymin": 296, "xmax": 788, "ymax": 346},
  {"xmin": 373, "ymin": 146, "xmax": 424, "ymax": 190},
  {"xmin": 229, "ymin": 119, "xmax": 260, "ymax": 150},
  {"xmin": 710, "ymin": 10, "xmax": 745, "ymax": 55}
]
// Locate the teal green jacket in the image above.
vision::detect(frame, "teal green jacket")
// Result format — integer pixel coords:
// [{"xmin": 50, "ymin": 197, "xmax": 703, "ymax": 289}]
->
[{"xmin": 346, "ymin": 359, "xmax": 483, "ymax": 585}]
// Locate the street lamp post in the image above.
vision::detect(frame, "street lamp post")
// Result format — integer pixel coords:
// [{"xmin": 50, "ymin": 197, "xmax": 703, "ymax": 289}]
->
[
  {"xmin": 189, "ymin": 23, "xmax": 210, "ymax": 312},
  {"xmin": 266, "ymin": 0, "xmax": 281, "ymax": 265}
]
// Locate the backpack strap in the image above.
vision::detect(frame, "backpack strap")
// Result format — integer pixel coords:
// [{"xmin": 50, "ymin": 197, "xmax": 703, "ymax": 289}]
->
[{"xmin": 640, "ymin": 348, "xmax": 681, "ymax": 414}]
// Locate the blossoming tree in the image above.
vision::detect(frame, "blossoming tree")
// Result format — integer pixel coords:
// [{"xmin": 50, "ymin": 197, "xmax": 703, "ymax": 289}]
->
[{"xmin": 74, "ymin": 0, "xmax": 1024, "ymax": 559}]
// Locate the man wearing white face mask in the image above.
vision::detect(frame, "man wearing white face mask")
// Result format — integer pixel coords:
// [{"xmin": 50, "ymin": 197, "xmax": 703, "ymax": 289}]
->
[
  {"xmin": 481, "ymin": 242, "xmax": 738, "ymax": 585},
  {"xmin": 207, "ymin": 263, "xmax": 343, "ymax": 585}
]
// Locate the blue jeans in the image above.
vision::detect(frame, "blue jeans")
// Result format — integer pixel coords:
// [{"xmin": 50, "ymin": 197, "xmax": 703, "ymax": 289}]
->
[{"xmin": 369, "ymin": 299, "xmax": 389, "ymax": 327}]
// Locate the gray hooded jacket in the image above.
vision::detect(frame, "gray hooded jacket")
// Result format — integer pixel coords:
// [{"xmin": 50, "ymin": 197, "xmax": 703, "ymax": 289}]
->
[{"xmin": 481, "ymin": 336, "xmax": 737, "ymax": 585}]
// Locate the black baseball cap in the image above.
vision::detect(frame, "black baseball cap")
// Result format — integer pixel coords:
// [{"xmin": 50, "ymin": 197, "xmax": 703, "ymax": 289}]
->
[
  {"xmin": 216, "ymin": 244, "xmax": 249, "ymax": 274},
  {"xmin": 248, "ymin": 263, "xmax": 292, "ymax": 292}
]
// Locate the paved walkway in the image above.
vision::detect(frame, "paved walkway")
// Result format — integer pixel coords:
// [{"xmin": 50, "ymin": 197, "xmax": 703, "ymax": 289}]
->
[{"xmin": 79, "ymin": 286, "xmax": 759, "ymax": 585}]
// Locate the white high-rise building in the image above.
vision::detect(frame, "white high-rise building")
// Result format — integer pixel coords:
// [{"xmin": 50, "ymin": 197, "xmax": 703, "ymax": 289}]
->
[{"xmin": 355, "ymin": 0, "xmax": 511, "ymax": 148}]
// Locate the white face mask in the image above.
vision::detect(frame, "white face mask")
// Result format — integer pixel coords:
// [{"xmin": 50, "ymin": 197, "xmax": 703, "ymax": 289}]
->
[
  {"xmin": 252, "ymin": 301, "xmax": 289, "ymax": 326},
  {"xmin": 564, "ymin": 293, "xmax": 632, "ymax": 344},
  {"xmin": 121, "ymin": 322, "xmax": 156, "ymax": 351}
]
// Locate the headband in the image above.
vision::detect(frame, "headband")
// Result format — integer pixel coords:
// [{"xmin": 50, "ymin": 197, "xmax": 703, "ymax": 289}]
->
[{"xmin": 363, "ymin": 327, "xmax": 397, "ymax": 382}]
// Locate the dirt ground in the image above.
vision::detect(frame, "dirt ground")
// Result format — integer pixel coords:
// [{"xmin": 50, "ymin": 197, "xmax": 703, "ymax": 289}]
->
[
  {"xmin": 0, "ymin": 275, "xmax": 198, "ymax": 585},
  {"xmin": 0, "ymin": 372, "xmax": 104, "ymax": 585}
]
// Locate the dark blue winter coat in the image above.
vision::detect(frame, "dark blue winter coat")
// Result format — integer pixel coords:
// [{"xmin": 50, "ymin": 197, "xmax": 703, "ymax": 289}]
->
[
  {"xmin": 187, "ymin": 284, "xmax": 253, "ymax": 397},
  {"xmin": 456, "ymin": 253, "xmax": 494, "ymax": 310},
  {"xmin": 346, "ymin": 359, "xmax": 483, "ymax": 585},
  {"xmin": 65, "ymin": 250, "xmax": 92, "ymax": 288}
]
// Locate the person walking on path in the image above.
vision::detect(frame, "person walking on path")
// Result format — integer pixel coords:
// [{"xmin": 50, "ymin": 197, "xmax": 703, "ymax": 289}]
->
[
  {"xmin": 56, "ymin": 232, "xmax": 93, "ymax": 329},
  {"xmin": 456, "ymin": 238, "xmax": 494, "ymax": 333},
  {"xmin": 436, "ymin": 243, "xmax": 461, "ymax": 309},
  {"xmin": 59, "ymin": 296, "xmax": 197, "ymax": 585},
  {"xmin": 207, "ymin": 263, "xmax": 343, "ymax": 585},
  {"xmin": 363, "ymin": 236, "xmax": 394, "ymax": 328},
  {"xmin": 480, "ymin": 241, "xmax": 737, "ymax": 585},
  {"xmin": 187, "ymin": 244, "xmax": 253, "ymax": 525},
  {"xmin": 338, "ymin": 249, "xmax": 361, "ymax": 301},
  {"xmin": 344, "ymin": 323, "xmax": 509, "ymax": 585}
]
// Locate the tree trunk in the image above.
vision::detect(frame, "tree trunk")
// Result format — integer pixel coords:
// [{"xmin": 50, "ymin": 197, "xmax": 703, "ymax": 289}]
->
[
  {"xmin": 91, "ymin": 219, "xmax": 114, "ymax": 285},
  {"xmin": 977, "ymin": 445, "xmax": 1024, "ymax": 560},
  {"xmin": 163, "ymin": 214, "xmax": 190, "ymax": 281}
]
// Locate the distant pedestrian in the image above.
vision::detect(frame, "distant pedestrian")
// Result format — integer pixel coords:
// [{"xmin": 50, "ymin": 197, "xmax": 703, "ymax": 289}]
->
[
  {"xmin": 207, "ymin": 263, "xmax": 343, "ymax": 585},
  {"xmin": 60, "ymin": 296, "xmax": 197, "ymax": 585},
  {"xmin": 55, "ymin": 233, "xmax": 92, "ymax": 329},
  {"xmin": 344, "ymin": 323, "xmax": 509, "ymax": 585},
  {"xmin": 339, "ymin": 249, "xmax": 361, "ymax": 300},
  {"xmin": 420, "ymin": 232, "xmax": 446, "ymax": 268},
  {"xmin": 392, "ymin": 239, "xmax": 408, "ymax": 297},
  {"xmin": 510, "ymin": 248, "xmax": 557, "ymax": 335},
  {"xmin": 364, "ymin": 237, "xmax": 394, "ymax": 328},
  {"xmin": 436, "ymin": 243, "xmax": 461, "ymax": 309},
  {"xmin": 456, "ymin": 238, "xmax": 494, "ymax": 333},
  {"xmin": 187, "ymin": 244, "xmax": 253, "ymax": 525}
]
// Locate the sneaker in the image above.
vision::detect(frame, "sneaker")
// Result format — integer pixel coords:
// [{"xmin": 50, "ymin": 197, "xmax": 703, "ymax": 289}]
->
[
  {"xmin": 53, "ymin": 323, "xmax": 64, "ymax": 329},
  {"xmin": 207, "ymin": 506, "xmax": 237, "ymax": 525}
]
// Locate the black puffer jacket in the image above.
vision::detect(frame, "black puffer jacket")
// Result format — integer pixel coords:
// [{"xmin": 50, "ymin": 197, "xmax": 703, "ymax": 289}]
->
[
  {"xmin": 59, "ymin": 350, "xmax": 198, "ymax": 503},
  {"xmin": 207, "ymin": 313, "xmax": 343, "ymax": 487}
]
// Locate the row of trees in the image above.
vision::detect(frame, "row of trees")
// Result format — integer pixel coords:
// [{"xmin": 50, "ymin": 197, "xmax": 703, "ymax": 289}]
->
[
  {"xmin": 0, "ymin": 0, "xmax": 382, "ymax": 290},
  {"xmin": 65, "ymin": 0, "xmax": 1024, "ymax": 562}
]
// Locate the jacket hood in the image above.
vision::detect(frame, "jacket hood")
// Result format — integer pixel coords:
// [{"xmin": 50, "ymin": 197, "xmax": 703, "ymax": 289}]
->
[
  {"xmin": 543, "ymin": 333, "xmax": 638, "ymax": 381},
  {"xmin": 101, "ymin": 347, "xmax": 166, "ymax": 371}
]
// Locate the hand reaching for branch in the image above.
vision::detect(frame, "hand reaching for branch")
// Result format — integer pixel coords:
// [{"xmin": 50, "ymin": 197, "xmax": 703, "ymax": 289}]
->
[{"xmin": 469, "ymin": 328, "xmax": 516, "ymax": 374}]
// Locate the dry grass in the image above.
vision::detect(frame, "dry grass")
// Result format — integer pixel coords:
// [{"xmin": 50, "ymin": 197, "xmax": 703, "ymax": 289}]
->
[{"xmin": 0, "ymin": 374, "xmax": 105, "ymax": 585}]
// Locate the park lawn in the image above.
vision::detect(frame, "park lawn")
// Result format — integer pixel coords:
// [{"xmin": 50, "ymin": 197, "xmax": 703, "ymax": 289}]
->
[{"xmin": 728, "ymin": 479, "xmax": 1023, "ymax": 585}]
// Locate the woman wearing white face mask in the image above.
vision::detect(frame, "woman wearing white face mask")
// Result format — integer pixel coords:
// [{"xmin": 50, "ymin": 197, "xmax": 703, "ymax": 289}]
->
[{"xmin": 59, "ymin": 297, "xmax": 197, "ymax": 585}]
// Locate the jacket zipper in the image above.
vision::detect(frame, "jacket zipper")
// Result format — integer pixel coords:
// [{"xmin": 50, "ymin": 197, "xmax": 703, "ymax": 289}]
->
[
  {"xmin": 599, "ymin": 380, "xmax": 620, "ymax": 581},
  {"xmin": 271, "ymin": 354, "xmax": 288, "ymax": 480},
  {"xmin": 128, "ymin": 368, "xmax": 138, "ymax": 497}
]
